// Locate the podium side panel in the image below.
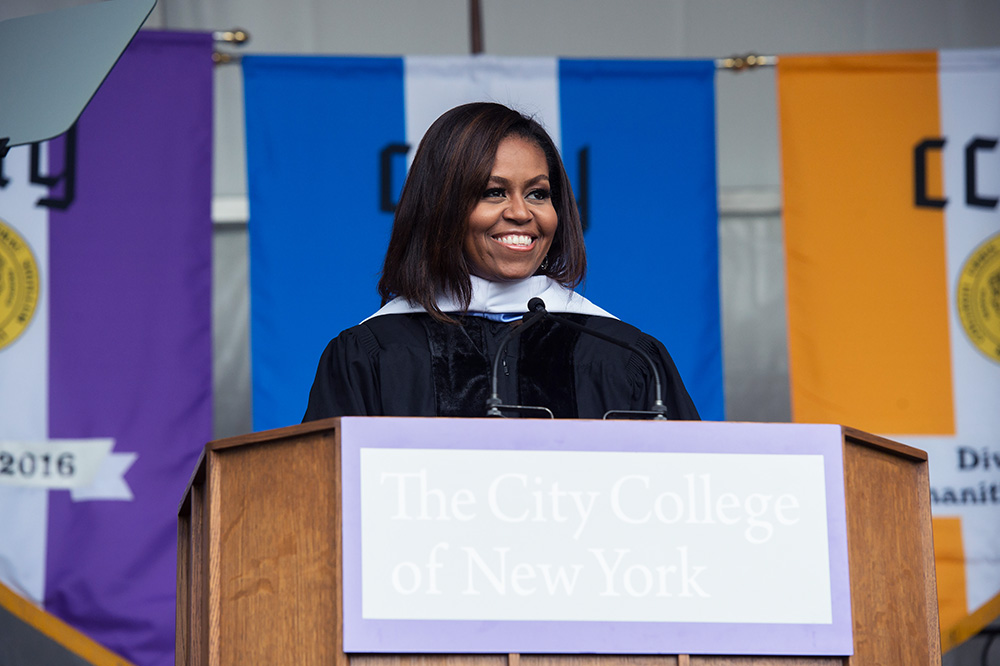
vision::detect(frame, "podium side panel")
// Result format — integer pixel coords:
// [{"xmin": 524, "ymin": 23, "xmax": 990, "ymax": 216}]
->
[
  {"xmin": 192, "ymin": 476, "xmax": 208, "ymax": 666},
  {"xmin": 843, "ymin": 435, "xmax": 940, "ymax": 665},
  {"xmin": 176, "ymin": 502, "xmax": 190, "ymax": 666},
  {"xmin": 176, "ymin": 467, "xmax": 208, "ymax": 666},
  {"xmin": 211, "ymin": 429, "xmax": 342, "ymax": 665}
]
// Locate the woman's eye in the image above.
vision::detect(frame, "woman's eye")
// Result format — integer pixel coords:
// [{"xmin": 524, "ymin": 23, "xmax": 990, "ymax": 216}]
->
[
  {"xmin": 483, "ymin": 187, "xmax": 506, "ymax": 199},
  {"xmin": 527, "ymin": 188, "xmax": 551, "ymax": 201}
]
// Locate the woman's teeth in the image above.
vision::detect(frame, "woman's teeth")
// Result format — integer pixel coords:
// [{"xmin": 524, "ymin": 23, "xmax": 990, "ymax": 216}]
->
[{"xmin": 495, "ymin": 234, "xmax": 533, "ymax": 246}]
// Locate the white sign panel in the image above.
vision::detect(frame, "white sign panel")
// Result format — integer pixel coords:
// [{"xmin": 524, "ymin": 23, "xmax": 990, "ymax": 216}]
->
[{"xmin": 360, "ymin": 448, "xmax": 832, "ymax": 624}]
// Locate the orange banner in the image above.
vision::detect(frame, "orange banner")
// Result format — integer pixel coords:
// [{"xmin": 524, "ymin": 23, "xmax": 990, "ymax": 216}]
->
[
  {"xmin": 779, "ymin": 49, "xmax": 1000, "ymax": 651},
  {"xmin": 779, "ymin": 52, "xmax": 955, "ymax": 435}
]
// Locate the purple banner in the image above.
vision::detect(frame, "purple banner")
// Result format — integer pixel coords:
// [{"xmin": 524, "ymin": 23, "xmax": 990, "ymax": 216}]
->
[
  {"xmin": 46, "ymin": 31, "xmax": 213, "ymax": 666},
  {"xmin": 342, "ymin": 418, "xmax": 852, "ymax": 656}
]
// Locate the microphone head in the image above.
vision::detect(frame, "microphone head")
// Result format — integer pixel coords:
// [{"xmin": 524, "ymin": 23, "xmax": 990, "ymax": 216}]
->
[{"xmin": 527, "ymin": 297, "xmax": 546, "ymax": 312}]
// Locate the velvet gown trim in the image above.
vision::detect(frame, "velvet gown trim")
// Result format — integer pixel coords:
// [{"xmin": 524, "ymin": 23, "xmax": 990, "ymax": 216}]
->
[
  {"xmin": 422, "ymin": 317, "xmax": 582, "ymax": 418},
  {"xmin": 519, "ymin": 317, "xmax": 581, "ymax": 418},
  {"xmin": 423, "ymin": 317, "xmax": 490, "ymax": 418}
]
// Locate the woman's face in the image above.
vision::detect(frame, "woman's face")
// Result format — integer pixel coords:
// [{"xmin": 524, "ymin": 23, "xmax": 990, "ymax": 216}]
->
[{"xmin": 463, "ymin": 136, "xmax": 558, "ymax": 283}]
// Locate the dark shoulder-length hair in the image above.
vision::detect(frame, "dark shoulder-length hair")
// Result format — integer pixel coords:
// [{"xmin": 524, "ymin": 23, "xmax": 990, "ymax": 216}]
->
[{"xmin": 377, "ymin": 102, "xmax": 587, "ymax": 321}]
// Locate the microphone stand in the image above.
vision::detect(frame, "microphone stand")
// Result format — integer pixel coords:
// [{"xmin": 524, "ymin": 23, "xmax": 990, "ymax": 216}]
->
[
  {"xmin": 528, "ymin": 299, "xmax": 669, "ymax": 420},
  {"xmin": 485, "ymin": 303, "xmax": 553, "ymax": 418}
]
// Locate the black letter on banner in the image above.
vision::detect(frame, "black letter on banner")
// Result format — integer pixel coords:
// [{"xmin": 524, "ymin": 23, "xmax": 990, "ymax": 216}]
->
[
  {"xmin": 30, "ymin": 124, "xmax": 77, "ymax": 210},
  {"xmin": 914, "ymin": 138, "xmax": 947, "ymax": 209},
  {"xmin": 577, "ymin": 146, "xmax": 590, "ymax": 232},
  {"xmin": 965, "ymin": 137, "xmax": 998, "ymax": 209},
  {"xmin": 0, "ymin": 140, "xmax": 9, "ymax": 188},
  {"xmin": 0, "ymin": 137, "xmax": 10, "ymax": 186},
  {"xmin": 380, "ymin": 143, "xmax": 410, "ymax": 213}
]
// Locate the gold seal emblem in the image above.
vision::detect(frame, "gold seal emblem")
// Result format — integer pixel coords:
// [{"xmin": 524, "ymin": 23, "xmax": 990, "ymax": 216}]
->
[
  {"xmin": 0, "ymin": 218, "xmax": 40, "ymax": 351},
  {"xmin": 957, "ymin": 232, "xmax": 1000, "ymax": 364}
]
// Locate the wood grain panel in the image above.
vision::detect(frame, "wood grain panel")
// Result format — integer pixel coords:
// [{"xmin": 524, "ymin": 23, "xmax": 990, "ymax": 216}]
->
[
  {"xmin": 213, "ymin": 430, "xmax": 341, "ymax": 665},
  {"xmin": 175, "ymin": 505, "xmax": 190, "ymax": 666},
  {"xmin": 842, "ymin": 430, "xmax": 940, "ymax": 665}
]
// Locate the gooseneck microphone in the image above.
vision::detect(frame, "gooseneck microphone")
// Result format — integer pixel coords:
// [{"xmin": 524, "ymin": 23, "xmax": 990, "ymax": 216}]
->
[
  {"xmin": 525, "ymin": 298, "xmax": 669, "ymax": 420},
  {"xmin": 485, "ymin": 298, "xmax": 670, "ymax": 419},
  {"xmin": 485, "ymin": 301, "xmax": 550, "ymax": 417}
]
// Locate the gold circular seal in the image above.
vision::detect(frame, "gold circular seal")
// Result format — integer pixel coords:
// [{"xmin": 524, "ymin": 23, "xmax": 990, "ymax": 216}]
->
[
  {"xmin": 957, "ymin": 232, "xmax": 1000, "ymax": 364},
  {"xmin": 0, "ymin": 218, "xmax": 40, "ymax": 351}
]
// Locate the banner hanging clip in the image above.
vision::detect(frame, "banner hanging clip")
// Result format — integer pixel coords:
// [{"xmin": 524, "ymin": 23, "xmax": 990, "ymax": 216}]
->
[{"xmin": 716, "ymin": 53, "xmax": 777, "ymax": 72}]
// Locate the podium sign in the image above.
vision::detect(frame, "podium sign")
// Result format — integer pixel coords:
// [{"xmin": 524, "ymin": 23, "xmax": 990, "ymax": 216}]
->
[{"xmin": 341, "ymin": 418, "xmax": 853, "ymax": 655}]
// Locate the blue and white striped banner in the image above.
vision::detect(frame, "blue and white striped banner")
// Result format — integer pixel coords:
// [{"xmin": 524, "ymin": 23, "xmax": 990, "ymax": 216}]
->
[{"xmin": 243, "ymin": 55, "xmax": 723, "ymax": 430}]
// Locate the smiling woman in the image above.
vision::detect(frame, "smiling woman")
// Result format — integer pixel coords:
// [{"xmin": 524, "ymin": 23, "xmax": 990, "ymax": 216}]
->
[
  {"xmin": 464, "ymin": 136, "xmax": 558, "ymax": 283},
  {"xmin": 302, "ymin": 102, "xmax": 699, "ymax": 421}
]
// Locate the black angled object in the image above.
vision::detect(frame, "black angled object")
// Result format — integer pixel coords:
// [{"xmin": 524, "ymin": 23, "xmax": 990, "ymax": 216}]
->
[
  {"xmin": 485, "ymin": 299, "xmax": 551, "ymax": 418},
  {"xmin": 527, "ymin": 298, "xmax": 670, "ymax": 420},
  {"xmin": 0, "ymin": 0, "xmax": 156, "ymax": 157}
]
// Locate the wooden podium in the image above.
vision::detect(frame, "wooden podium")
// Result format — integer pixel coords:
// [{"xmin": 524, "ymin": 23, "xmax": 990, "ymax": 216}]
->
[{"xmin": 176, "ymin": 419, "xmax": 940, "ymax": 666}]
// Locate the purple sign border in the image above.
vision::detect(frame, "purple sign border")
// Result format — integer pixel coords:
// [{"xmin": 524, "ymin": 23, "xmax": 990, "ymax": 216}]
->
[{"xmin": 340, "ymin": 418, "xmax": 852, "ymax": 656}]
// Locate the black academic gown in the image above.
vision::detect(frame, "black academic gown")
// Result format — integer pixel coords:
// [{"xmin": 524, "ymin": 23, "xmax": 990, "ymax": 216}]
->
[{"xmin": 303, "ymin": 313, "xmax": 700, "ymax": 421}]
